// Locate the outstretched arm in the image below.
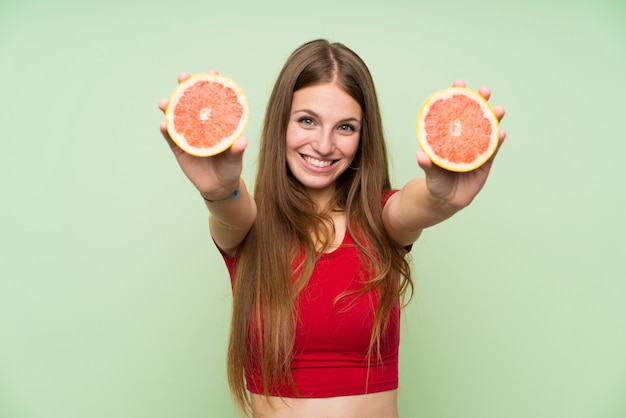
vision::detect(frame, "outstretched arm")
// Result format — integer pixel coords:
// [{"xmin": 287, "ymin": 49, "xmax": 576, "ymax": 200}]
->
[
  {"xmin": 383, "ymin": 81, "xmax": 506, "ymax": 247},
  {"xmin": 158, "ymin": 72, "xmax": 257, "ymax": 257}
]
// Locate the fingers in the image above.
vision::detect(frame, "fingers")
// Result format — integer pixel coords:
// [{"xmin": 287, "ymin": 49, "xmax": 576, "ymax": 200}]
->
[
  {"xmin": 159, "ymin": 120, "xmax": 174, "ymax": 143},
  {"xmin": 452, "ymin": 80, "xmax": 496, "ymax": 103},
  {"xmin": 160, "ymin": 70, "xmax": 220, "ymax": 113},
  {"xmin": 158, "ymin": 73, "xmax": 187, "ymax": 114},
  {"xmin": 220, "ymin": 136, "xmax": 248, "ymax": 163},
  {"xmin": 158, "ymin": 97, "xmax": 169, "ymax": 112},
  {"xmin": 453, "ymin": 80, "xmax": 490, "ymax": 99},
  {"xmin": 416, "ymin": 150, "xmax": 436, "ymax": 172},
  {"xmin": 452, "ymin": 80, "xmax": 505, "ymax": 123},
  {"xmin": 493, "ymin": 105, "xmax": 505, "ymax": 121},
  {"xmin": 178, "ymin": 70, "xmax": 217, "ymax": 83},
  {"xmin": 477, "ymin": 86, "xmax": 491, "ymax": 101},
  {"xmin": 159, "ymin": 119, "xmax": 181, "ymax": 154},
  {"xmin": 229, "ymin": 135, "xmax": 248, "ymax": 155},
  {"xmin": 177, "ymin": 72, "xmax": 192, "ymax": 84}
]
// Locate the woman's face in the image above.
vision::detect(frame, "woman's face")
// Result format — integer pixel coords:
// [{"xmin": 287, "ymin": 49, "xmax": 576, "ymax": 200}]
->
[{"xmin": 286, "ymin": 82, "xmax": 362, "ymax": 202}]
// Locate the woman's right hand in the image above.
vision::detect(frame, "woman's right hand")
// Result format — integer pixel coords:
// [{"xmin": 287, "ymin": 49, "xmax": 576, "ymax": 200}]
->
[{"xmin": 158, "ymin": 71, "xmax": 247, "ymax": 200}]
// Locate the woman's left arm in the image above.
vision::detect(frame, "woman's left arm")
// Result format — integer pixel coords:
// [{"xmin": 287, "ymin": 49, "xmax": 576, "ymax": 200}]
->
[{"xmin": 383, "ymin": 81, "xmax": 507, "ymax": 247}]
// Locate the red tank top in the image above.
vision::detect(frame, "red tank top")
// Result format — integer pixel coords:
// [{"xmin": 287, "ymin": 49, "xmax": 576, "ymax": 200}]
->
[{"xmin": 217, "ymin": 192, "xmax": 404, "ymax": 398}]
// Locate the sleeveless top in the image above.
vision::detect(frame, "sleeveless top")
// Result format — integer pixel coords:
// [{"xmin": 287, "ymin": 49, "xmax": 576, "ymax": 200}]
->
[{"xmin": 217, "ymin": 191, "xmax": 405, "ymax": 397}]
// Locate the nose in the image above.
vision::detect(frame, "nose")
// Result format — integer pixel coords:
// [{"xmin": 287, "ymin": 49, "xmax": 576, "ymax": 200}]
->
[{"xmin": 312, "ymin": 128, "xmax": 335, "ymax": 155}]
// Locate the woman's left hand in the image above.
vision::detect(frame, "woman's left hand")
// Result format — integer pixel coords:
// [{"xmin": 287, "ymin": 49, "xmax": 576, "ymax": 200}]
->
[{"xmin": 417, "ymin": 80, "xmax": 507, "ymax": 209}]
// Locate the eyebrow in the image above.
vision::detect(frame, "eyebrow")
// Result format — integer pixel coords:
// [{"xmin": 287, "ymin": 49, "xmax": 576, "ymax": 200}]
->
[{"xmin": 292, "ymin": 108, "xmax": 362, "ymax": 125}]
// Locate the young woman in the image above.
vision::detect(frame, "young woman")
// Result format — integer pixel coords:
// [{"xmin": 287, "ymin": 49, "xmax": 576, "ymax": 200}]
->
[{"xmin": 158, "ymin": 39, "xmax": 506, "ymax": 418}]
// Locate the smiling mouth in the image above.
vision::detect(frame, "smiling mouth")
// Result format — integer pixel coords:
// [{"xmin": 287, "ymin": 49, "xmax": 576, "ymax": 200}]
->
[{"xmin": 302, "ymin": 155, "xmax": 336, "ymax": 168}]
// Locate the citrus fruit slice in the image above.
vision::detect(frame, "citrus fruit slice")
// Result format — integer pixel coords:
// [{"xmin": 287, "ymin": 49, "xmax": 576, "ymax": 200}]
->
[
  {"xmin": 165, "ymin": 73, "xmax": 249, "ymax": 157},
  {"xmin": 416, "ymin": 86, "xmax": 499, "ymax": 172}
]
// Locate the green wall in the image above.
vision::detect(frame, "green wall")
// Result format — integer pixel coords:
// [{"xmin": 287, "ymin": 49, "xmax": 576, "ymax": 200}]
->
[{"xmin": 1, "ymin": 0, "xmax": 625, "ymax": 417}]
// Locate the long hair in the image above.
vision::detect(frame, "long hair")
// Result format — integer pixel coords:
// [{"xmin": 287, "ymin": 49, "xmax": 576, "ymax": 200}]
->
[{"xmin": 226, "ymin": 39, "xmax": 413, "ymax": 415}]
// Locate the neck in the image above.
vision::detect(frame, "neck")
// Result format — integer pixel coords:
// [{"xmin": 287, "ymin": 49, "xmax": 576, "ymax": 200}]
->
[{"xmin": 306, "ymin": 185, "xmax": 336, "ymax": 213}]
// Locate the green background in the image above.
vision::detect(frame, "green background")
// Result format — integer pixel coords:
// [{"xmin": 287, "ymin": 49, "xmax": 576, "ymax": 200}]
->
[{"xmin": 1, "ymin": 0, "xmax": 625, "ymax": 417}]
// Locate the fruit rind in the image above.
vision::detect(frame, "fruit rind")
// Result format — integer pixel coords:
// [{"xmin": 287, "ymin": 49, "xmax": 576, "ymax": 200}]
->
[
  {"xmin": 416, "ymin": 86, "xmax": 499, "ymax": 172},
  {"xmin": 165, "ymin": 73, "xmax": 249, "ymax": 157}
]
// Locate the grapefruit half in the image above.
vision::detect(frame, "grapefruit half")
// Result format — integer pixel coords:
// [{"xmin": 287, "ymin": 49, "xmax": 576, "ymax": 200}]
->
[
  {"xmin": 165, "ymin": 73, "xmax": 249, "ymax": 157},
  {"xmin": 416, "ymin": 87, "xmax": 499, "ymax": 172}
]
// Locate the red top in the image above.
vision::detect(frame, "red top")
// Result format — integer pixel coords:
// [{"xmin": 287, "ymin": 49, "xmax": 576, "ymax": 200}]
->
[{"xmin": 217, "ymin": 192, "xmax": 404, "ymax": 398}]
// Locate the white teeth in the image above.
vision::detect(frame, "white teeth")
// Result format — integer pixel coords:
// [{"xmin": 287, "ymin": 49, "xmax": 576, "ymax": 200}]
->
[{"xmin": 303, "ymin": 155, "xmax": 333, "ymax": 167}]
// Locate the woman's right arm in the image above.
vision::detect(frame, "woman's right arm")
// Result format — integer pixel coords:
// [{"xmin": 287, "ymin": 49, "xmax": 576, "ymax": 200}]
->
[{"xmin": 158, "ymin": 72, "xmax": 257, "ymax": 257}]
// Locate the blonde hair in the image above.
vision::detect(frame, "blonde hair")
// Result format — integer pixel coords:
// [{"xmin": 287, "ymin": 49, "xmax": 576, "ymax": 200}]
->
[{"xmin": 227, "ymin": 39, "xmax": 413, "ymax": 415}]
